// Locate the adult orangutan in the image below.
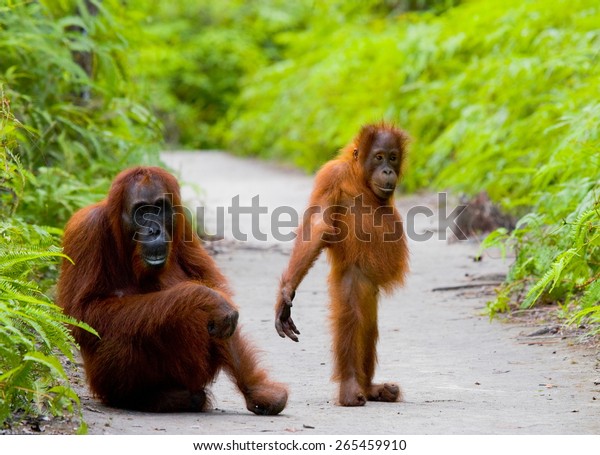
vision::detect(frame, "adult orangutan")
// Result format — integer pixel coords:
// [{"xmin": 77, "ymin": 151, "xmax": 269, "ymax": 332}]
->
[
  {"xmin": 275, "ymin": 122, "xmax": 409, "ymax": 406},
  {"xmin": 58, "ymin": 166, "xmax": 287, "ymax": 414}
]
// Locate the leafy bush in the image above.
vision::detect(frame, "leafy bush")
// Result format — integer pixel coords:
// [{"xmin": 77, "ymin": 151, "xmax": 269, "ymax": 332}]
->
[
  {"xmin": 123, "ymin": 0, "xmax": 315, "ymax": 148},
  {"xmin": 0, "ymin": 0, "xmax": 161, "ymax": 227}
]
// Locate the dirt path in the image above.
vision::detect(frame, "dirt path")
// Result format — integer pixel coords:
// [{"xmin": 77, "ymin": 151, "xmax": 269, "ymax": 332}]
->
[{"xmin": 76, "ymin": 151, "xmax": 599, "ymax": 434}]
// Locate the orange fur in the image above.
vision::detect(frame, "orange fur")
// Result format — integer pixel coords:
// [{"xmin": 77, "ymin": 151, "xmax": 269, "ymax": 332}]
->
[
  {"xmin": 58, "ymin": 166, "xmax": 287, "ymax": 414},
  {"xmin": 276, "ymin": 123, "xmax": 409, "ymax": 406}
]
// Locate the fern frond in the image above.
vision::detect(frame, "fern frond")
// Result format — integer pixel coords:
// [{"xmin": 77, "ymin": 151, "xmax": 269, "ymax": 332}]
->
[
  {"xmin": 0, "ymin": 221, "xmax": 94, "ymax": 426},
  {"xmin": 0, "ymin": 248, "xmax": 70, "ymax": 271},
  {"xmin": 521, "ymin": 248, "xmax": 578, "ymax": 308}
]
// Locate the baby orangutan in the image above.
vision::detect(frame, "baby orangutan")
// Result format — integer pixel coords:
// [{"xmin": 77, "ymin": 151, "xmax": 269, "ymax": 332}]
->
[{"xmin": 275, "ymin": 122, "xmax": 409, "ymax": 406}]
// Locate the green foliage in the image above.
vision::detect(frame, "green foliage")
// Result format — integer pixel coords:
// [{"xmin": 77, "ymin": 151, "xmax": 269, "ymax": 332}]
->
[
  {"xmin": 123, "ymin": 0, "xmax": 314, "ymax": 148},
  {"xmin": 486, "ymin": 188, "xmax": 600, "ymax": 324},
  {"xmin": 218, "ymin": 0, "xmax": 600, "ymax": 330},
  {"xmin": 0, "ymin": 221, "xmax": 96, "ymax": 430},
  {"xmin": 0, "ymin": 148, "xmax": 96, "ymax": 430},
  {"xmin": 224, "ymin": 0, "xmax": 598, "ymax": 188},
  {"xmin": 0, "ymin": 0, "xmax": 161, "ymax": 227},
  {"xmin": 123, "ymin": 0, "xmax": 456, "ymax": 149},
  {"xmin": 480, "ymin": 95, "xmax": 599, "ymax": 322}
]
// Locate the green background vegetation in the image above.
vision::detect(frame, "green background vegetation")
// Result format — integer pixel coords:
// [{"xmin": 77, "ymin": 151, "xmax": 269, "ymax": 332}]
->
[{"xmin": 1, "ymin": 0, "xmax": 598, "ymax": 430}]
